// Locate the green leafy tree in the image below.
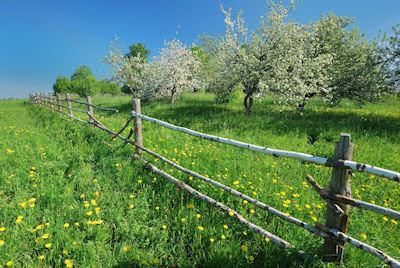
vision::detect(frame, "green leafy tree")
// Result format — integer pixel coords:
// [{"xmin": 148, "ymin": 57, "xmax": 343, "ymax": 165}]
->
[
  {"xmin": 71, "ymin": 66, "xmax": 95, "ymax": 81},
  {"xmin": 98, "ymin": 80, "xmax": 120, "ymax": 95},
  {"xmin": 71, "ymin": 77, "xmax": 99, "ymax": 97},
  {"xmin": 125, "ymin": 42, "xmax": 150, "ymax": 63},
  {"xmin": 53, "ymin": 76, "xmax": 72, "ymax": 94}
]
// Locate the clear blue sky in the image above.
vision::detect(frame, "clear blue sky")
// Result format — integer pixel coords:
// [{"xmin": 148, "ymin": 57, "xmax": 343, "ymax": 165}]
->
[{"xmin": 0, "ymin": 0, "xmax": 399, "ymax": 99}]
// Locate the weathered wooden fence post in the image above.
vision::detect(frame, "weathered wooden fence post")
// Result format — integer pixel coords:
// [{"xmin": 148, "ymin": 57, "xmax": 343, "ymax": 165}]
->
[
  {"xmin": 43, "ymin": 92, "xmax": 47, "ymax": 107},
  {"xmin": 86, "ymin": 96, "xmax": 94, "ymax": 127},
  {"xmin": 323, "ymin": 133, "xmax": 353, "ymax": 263},
  {"xmin": 56, "ymin": 93, "xmax": 62, "ymax": 114},
  {"xmin": 66, "ymin": 93, "xmax": 73, "ymax": 119},
  {"xmin": 49, "ymin": 93, "xmax": 53, "ymax": 112},
  {"xmin": 133, "ymin": 98, "xmax": 143, "ymax": 157}
]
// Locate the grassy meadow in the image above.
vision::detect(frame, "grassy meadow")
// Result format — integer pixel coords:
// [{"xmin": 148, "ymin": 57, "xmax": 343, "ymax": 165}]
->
[{"xmin": 0, "ymin": 92, "xmax": 399, "ymax": 267}]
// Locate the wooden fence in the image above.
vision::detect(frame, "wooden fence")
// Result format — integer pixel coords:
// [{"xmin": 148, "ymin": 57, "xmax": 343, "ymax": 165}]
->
[{"xmin": 29, "ymin": 94, "xmax": 400, "ymax": 267}]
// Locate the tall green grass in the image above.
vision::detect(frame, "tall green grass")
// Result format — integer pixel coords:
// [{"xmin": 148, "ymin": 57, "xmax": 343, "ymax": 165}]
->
[{"xmin": 0, "ymin": 93, "xmax": 399, "ymax": 267}]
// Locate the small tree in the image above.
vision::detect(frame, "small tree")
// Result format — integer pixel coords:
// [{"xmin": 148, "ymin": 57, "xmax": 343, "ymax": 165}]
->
[
  {"xmin": 53, "ymin": 76, "xmax": 72, "ymax": 94},
  {"xmin": 103, "ymin": 37, "xmax": 146, "ymax": 96},
  {"xmin": 71, "ymin": 77, "xmax": 99, "ymax": 97},
  {"xmin": 71, "ymin": 66, "xmax": 95, "ymax": 81},
  {"xmin": 151, "ymin": 39, "xmax": 201, "ymax": 106},
  {"xmin": 98, "ymin": 80, "xmax": 120, "ymax": 95}
]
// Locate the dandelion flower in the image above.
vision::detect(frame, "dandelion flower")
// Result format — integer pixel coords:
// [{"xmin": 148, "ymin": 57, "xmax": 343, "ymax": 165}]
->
[
  {"xmin": 198, "ymin": 226, "xmax": 204, "ymax": 231},
  {"xmin": 162, "ymin": 225, "xmax": 167, "ymax": 230},
  {"xmin": 124, "ymin": 246, "xmax": 131, "ymax": 252},
  {"xmin": 383, "ymin": 217, "xmax": 389, "ymax": 222},
  {"xmin": 42, "ymin": 233, "xmax": 50, "ymax": 239},
  {"xmin": 360, "ymin": 234, "xmax": 367, "ymax": 239},
  {"xmin": 0, "ymin": 240, "xmax": 4, "ymax": 245},
  {"xmin": 221, "ymin": 235, "xmax": 226, "ymax": 239},
  {"xmin": 196, "ymin": 214, "xmax": 201, "ymax": 218},
  {"xmin": 39, "ymin": 255, "xmax": 45, "ymax": 260},
  {"xmin": 141, "ymin": 260, "xmax": 147, "ymax": 264},
  {"xmin": 249, "ymin": 256, "xmax": 254, "ymax": 261},
  {"xmin": 223, "ymin": 225, "xmax": 228, "ymax": 229},
  {"xmin": 265, "ymin": 237, "xmax": 270, "ymax": 242},
  {"xmin": 6, "ymin": 261, "xmax": 13, "ymax": 266},
  {"xmin": 250, "ymin": 209, "xmax": 255, "ymax": 214},
  {"xmin": 228, "ymin": 211, "xmax": 234, "ymax": 216},
  {"xmin": 181, "ymin": 218, "xmax": 186, "ymax": 222},
  {"xmin": 15, "ymin": 216, "xmax": 23, "ymax": 224},
  {"xmin": 210, "ymin": 238, "xmax": 215, "ymax": 243},
  {"xmin": 0, "ymin": 227, "xmax": 5, "ymax": 231},
  {"xmin": 311, "ymin": 216, "xmax": 317, "ymax": 222},
  {"xmin": 65, "ymin": 259, "xmax": 73, "ymax": 268},
  {"xmin": 45, "ymin": 243, "xmax": 51, "ymax": 248},
  {"xmin": 74, "ymin": 222, "xmax": 80, "ymax": 226},
  {"xmin": 64, "ymin": 223, "xmax": 70, "ymax": 228},
  {"xmin": 153, "ymin": 258, "xmax": 159, "ymax": 264},
  {"xmin": 241, "ymin": 245, "xmax": 248, "ymax": 251}
]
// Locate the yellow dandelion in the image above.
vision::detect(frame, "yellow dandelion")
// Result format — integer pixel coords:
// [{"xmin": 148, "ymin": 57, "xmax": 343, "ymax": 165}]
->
[
  {"xmin": 221, "ymin": 235, "xmax": 226, "ymax": 239},
  {"xmin": 153, "ymin": 258, "xmax": 159, "ymax": 264},
  {"xmin": 129, "ymin": 204, "xmax": 134, "ymax": 209},
  {"xmin": 74, "ymin": 222, "xmax": 80, "ymax": 226},
  {"xmin": 311, "ymin": 216, "xmax": 317, "ymax": 222},
  {"xmin": 39, "ymin": 255, "xmax": 45, "ymax": 260},
  {"xmin": 64, "ymin": 223, "xmax": 70, "ymax": 228},
  {"xmin": 181, "ymin": 218, "xmax": 186, "ymax": 222},
  {"xmin": 265, "ymin": 237, "xmax": 270, "ymax": 242},
  {"xmin": 241, "ymin": 245, "xmax": 248, "ymax": 251},
  {"xmin": 210, "ymin": 238, "xmax": 215, "ymax": 243},
  {"xmin": 196, "ymin": 214, "xmax": 201, "ymax": 218},
  {"xmin": 360, "ymin": 234, "xmax": 367, "ymax": 239},
  {"xmin": 65, "ymin": 259, "xmax": 73, "ymax": 268},
  {"xmin": 141, "ymin": 260, "xmax": 147, "ymax": 264},
  {"xmin": 0, "ymin": 227, "xmax": 5, "ymax": 231},
  {"xmin": 223, "ymin": 225, "xmax": 228, "ymax": 229},
  {"xmin": 249, "ymin": 256, "xmax": 254, "ymax": 261},
  {"xmin": 243, "ymin": 200, "xmax": 248, "ymax": 204},
  {"xmin": 391, "ymin": 219, "xmax": 398, "ymax": 225},
  {"xmin": 124, "ymin": 246, "xmax": 131, "ymax": 252},
  {"xmin": 243, "ymin": 231, "xmax": 247, "ymax": 236},
  {"xmin": 186, "ymin": 204, "xmax": 194, "ymax": 209},
  {"xmin": 45, "ymin": 243, "xmax": 51, "ymax": 248},
  {"xmin": 305, "ymin": 204, "xmax": 311, "ymax": 209},
  {"xmin": 129, "ymin": 194, "xmax": 134, "ymax": 198},
  {"xmin": 6, "ymin": 261, "xmax": 13, "ymax": 266},
  {"xmin": 383, "ymin": 217, "xmax": 389, "ymax": 222},
  {"xmin": 42, "ymin": 233, "xmax": 50, "ymax": 239},
  {"xmin": 63, "ymin": 250, "xmax": 68, "ymax": 254},
  {"xmin": 15, "ymin": 216, "xmax": 23, "ymax": 224},
  {"xmin": 155, "ymin": 206, "xmax": 159, "ymax": 210},
  {"xmin": 198, "ymin": 226, "xmax": 204, "ymax": 231},
  {"xmin": 228, "ymin": 211, "xmax": 234, "ymax": 216},
  {"xmin": 0, "ymin": 240, "xmax": 4, "ymax": 245},
  {"xmin": 162, "ymin": 225, "xmax": 167, "ymax": 230},
  {"xmin": 72, "ymin": 241, "xmax": 77, "ymax": 245}
]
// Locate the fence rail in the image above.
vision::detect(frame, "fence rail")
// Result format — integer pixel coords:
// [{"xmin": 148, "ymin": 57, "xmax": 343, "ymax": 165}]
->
[{"xmin": 29, "ymin": 94, "xmax": 400, "ymax": 267}]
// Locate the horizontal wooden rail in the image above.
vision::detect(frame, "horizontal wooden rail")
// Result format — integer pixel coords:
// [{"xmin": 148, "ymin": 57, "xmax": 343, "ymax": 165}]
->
[
  {"xmin": 130, "ymin": 112, "xmax": 400, "ymax": 183},
  {"xmin": 306, "ymin": 175, "xmax": 400, "ymax": 220},
  {"xmin": 66, "ymin": 98, "xmax": 118, "ymax": 112}
]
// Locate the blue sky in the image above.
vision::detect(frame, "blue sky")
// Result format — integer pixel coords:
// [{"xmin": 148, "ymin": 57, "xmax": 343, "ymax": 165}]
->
[{"xmin": 0, "ymin": 0, "xmax": 399, "ymax": 99}]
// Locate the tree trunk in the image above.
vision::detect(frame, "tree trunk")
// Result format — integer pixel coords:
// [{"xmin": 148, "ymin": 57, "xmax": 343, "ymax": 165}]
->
[
  {"xmin": 243, "ymin": 94, "xmax": 253, "ymax": 116},
  {"xmin": 171, "ymin": 91, "xmax": 175, "ymax": 107},
  {"xmin": 296, "ymin": 92, "xmax": 317, "ymax": 111}
]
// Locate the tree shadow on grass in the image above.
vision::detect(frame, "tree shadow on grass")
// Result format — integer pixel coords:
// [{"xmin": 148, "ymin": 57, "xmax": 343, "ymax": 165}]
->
[{"xmin": 113, "ymin": 97, "xmax": 400, "ymax": 144}]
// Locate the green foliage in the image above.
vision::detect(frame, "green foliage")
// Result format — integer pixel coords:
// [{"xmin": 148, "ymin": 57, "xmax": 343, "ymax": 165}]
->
[
  {"xmin": 52, "ymin": 76, "xmax": 72, "ymax": 94},
  {"xmin": 71, "ymin": 66, "xmax": 95, "ymax": 82},
  {"xmin": 71, "ymin": 77, "xmax": 99, "ymax": 97},
  {"xmin": 125, "ymin": 42, "xmax": 150, "ymax": 63},
  {"xmin": 1, "ymin": 94, "xmax": 399, "ymax": 267},
  {"xmin": 98, "ymin": 80, "xmax": 120, "ymax": 95}
]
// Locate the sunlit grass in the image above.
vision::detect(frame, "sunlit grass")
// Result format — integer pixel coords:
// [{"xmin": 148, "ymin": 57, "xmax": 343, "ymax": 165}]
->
[{"xmin": 0, "ymin": 93, "xmax": 399, "ymax": 267}]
